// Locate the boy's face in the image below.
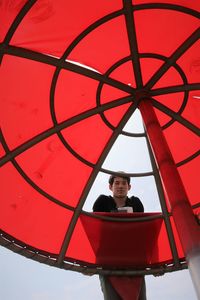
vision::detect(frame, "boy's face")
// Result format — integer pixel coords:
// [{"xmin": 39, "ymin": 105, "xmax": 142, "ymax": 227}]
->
[{"xmin": 109, "ymin": 177, "xmax": 131, "ymax": 198}]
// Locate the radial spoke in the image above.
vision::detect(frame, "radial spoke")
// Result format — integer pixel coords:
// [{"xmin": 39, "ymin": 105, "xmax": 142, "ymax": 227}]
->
[
  {"xmin": 151, "ymin": 98, "xmax": 200, "ymax": 136},
  {"xmin": 145, "ymin": 27, "xmax": 200, "ymax": 90},
  {"xmin": 123, "ymin": 0, "xmax": 143, "ymax": 87},
  {"xmin": 150, "ymin": 83, "xmax": 200, "ymax": 96}
]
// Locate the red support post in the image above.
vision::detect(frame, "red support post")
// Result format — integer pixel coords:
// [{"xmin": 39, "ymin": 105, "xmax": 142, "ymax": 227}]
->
[{"xmin": 139, "ymin": 99, "xmax": 200, "ymax": 299}]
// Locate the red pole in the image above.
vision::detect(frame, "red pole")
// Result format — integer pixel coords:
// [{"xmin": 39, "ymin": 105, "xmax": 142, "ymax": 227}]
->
[{"xmin": 139, "ymin": 99, "xmax": 200, "ymax": 298}]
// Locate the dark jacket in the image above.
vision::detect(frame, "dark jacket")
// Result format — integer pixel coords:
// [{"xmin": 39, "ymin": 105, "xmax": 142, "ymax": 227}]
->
[{"xmin": 93, "ymin": 195, "xmax": 144, "ymax": 213}]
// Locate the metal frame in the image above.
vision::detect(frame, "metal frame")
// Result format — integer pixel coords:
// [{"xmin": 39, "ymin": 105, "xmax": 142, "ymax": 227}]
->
[{"xmin": 0, "ymin": 0, "xmax": 200, "ymax": 285}]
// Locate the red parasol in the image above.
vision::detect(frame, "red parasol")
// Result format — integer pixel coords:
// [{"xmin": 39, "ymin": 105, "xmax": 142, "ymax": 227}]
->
[{"xmin": 0, "ymin": 0, "xmax": 200, "ymax": 296}]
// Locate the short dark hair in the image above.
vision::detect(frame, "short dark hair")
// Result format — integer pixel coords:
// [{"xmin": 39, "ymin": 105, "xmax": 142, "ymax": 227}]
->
[{"xmin": 109, "ymin": 172, "xmax": 131, "ymax": 186}]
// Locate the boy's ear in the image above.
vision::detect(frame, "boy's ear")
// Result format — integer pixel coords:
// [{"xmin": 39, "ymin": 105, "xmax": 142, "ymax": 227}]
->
[
  {"xmin": 109, "ymin": 184, "xmax": 113, "ymax": 191},
  {"xmin": 128, "ymin": 184, "xmax": 131, "ymax": 191}
]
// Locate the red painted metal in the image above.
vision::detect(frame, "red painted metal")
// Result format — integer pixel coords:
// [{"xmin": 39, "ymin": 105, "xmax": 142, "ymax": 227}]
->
[{"xmin": 139, "ymin": 99, "xmax": 200, "ymax": 257}]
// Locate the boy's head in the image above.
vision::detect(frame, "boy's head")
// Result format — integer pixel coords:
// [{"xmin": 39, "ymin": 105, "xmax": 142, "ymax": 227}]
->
[{"xmin": 108, "ymin": 172, "xmax": 131, "ymax": 186}]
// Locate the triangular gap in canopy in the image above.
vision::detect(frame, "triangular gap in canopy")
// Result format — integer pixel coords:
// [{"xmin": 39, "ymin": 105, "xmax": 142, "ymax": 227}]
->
[{"xmin": 83, "ymin": 109, "xmax": 157, "ymax": 212}]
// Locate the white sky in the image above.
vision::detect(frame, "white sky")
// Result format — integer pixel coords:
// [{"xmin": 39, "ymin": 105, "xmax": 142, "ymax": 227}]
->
[{"xmin": 0, "ymin": 109, "xmax": 198, "ymax": 299}]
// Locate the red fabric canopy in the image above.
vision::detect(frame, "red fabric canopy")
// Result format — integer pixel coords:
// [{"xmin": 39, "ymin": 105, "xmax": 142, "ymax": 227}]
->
[{"xmin": 0, "ymin": 0, "xmax": 199, "ymax": 274}]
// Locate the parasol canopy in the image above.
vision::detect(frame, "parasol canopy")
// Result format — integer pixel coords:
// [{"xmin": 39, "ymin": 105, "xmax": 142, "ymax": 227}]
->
[{"xmin": 0, "ymin": 0, "xmax": 200, "ymax": 277}]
